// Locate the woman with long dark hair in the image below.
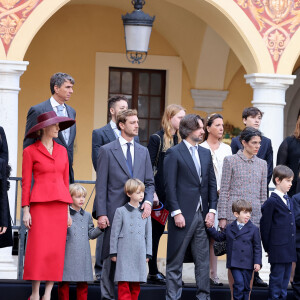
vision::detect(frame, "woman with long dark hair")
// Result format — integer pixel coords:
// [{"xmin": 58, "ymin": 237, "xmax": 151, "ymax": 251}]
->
[
  {"xmin": 200, "ymin": 113, "xmax": 232, "ymax": 286},
  {"xmin": 22, "ymin": 111, "xmax": 75, "ymax": 300},
  {"xmin": 147, "ymin": 104, "xmax": 185, "ymax": 284}
]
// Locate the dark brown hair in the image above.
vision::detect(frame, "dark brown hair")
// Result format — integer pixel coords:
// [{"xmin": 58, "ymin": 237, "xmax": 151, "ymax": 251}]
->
[
  {"xmin": 242, "ymin": 107, "xmax": 263, "ymax": 120},
  {"xmin": 293, "ymin": 114, "xmax": 300, "ymax": 139},
  {"xmin": 116, "ymin": 109, "xmax": 138, "ymax": 130},
  {"xmin": 204, "ymin": 113, "xmax": 223, "ymax": 141},
  {"xmin": 179, "ymin": 114, "xmax": 203, "ymax": 140},
  {"xmin": 232, "ymin": 200, "xmax": 252, "ymax": 214},
  {"xmin": 239, "ymin": 127, "xmax": 262, "ymax": 143},
  {"xmin": 272, "ymin": 165, "xmax": 294, "ymax": 185}
]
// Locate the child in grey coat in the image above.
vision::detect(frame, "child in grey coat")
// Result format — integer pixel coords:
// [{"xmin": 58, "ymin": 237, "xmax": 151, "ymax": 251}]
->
[
  {"xmin": 58, "ymin": 184, "xmax": 103, "ymax": 300},
  {"xmin": 110, "ymin": 178, "xmax": 152, "ymax": 300}
]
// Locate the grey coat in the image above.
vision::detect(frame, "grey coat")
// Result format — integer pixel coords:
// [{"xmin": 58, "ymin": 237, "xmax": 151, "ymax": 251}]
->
[
  {"xmin": 110, "ymin": 203, "xmax": 152, "ymax": 283},
  {"xmin": 93, "ymin": 138, "xmax": 155, "ymax": 259},
  {"xmin": 62, "ymin": 208, "xmax": 102, "ymax": 282}
]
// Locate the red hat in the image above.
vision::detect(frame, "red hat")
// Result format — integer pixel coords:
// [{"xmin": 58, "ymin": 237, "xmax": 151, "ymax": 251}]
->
[{"xmin": 26, "ymin": 111, "xmax": 76, "ymax": 139}]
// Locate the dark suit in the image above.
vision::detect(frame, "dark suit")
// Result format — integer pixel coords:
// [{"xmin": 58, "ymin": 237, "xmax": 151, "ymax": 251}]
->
[
  {"xmin": 231, "ymin": 135, "xmax": 273, "ymax": 185},
  {"xmin": 164, "ymin": 141, "xmax": 218, "ymax": 300},
  {"xmin": 23, "ymin": 99, "xmax": 76, "ymax": 183},
  {"xmin": 93, "ymin": 138, "xmax": 154, "ymax": 300},
  {"xmin": 260, "ymin": 192, "xmax": 296, "ymax": 299},
  {"xmin": 207, "ymin": 220, "xmax": 262, "ymax": 300},
  {"xmin": 91, "ymin": 123, "xmax": 139, "ymax": 279},
  {"xmin": 92, "ymin": 123, "xmax": 139, "ymax": 171}
]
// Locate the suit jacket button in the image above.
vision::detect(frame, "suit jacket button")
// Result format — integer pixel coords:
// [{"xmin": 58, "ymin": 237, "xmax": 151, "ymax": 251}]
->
[
  {"xmin": 291, "ymin": 223, "xmax": 294, "ymax": 225},
  {"xmin": 292, "ymin": 234, "xmax": 295, "ymax": 236}
]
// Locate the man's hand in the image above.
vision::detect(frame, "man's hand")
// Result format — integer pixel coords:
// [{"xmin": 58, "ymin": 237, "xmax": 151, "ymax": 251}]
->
[
  {"xmin": 0, "ymin": 227, "xmax": 7, "ymax": 235},
  {"xmin": 67, "ymin": 214, "xmax": 72, "ymax": 227},
  {"xmin": 153, "ymin": 193, "xmax": 159, "ymax": 207},
  {"xmin": 141, "ymin": 202, "xmax": 151, "ymax": 219},
  {"xmin": 254, "ymin": 264, "xmax": 261, "ymax": 272},
  {"xmin": 218, "ymin": 219, "xmax": 227, "ymax": 230},
  {"xmin": 174, "ymin": 213, "xmax": 185, "ymax": 228},
  {"xmin": 111, "ymin": 257, "xmax": 117, "ymax": 262},
  {"xmin": 205, "ymin": 212, "xmax": 215, "ymax": 228},
  {"xmin": 98, "ymin": 215, "xmax": 110, "ymax": 229}
]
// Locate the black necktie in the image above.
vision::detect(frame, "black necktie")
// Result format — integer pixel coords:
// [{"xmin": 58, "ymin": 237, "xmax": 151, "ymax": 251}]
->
[
  {"xmin": 283, "ymin": 194, "xmax": 291, "ymax": 210},
  {"xmin": 126, "ymin": 143, "xmax": 133, "ymax": 177}
]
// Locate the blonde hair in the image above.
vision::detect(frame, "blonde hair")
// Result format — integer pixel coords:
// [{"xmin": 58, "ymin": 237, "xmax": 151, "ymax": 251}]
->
[
  {"xmin": 124, "ymin": 178, "xmax": 145, "ymax": 195},
  {"xmin": 69, "ymin": 183, "xmax": 87, "ymax": 198},
  {"xmin": 161, "ymin": 104, "xmax": 185, "ymax": 151}
]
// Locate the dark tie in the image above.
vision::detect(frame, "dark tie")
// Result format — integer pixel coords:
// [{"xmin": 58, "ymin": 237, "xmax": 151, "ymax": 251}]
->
[
  {"xmin": 283, "ymin": 195, "xmax": 291, "ymax": 210},
  {"xmin": 126, "ymin": 143, "xmax": 133, "ymax": 177}
]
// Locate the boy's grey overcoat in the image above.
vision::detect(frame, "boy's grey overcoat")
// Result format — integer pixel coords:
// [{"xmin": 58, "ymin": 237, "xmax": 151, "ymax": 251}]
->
[
  {"xmin": 62, "ymin": 208, "xmax": 102, "ymax": 282},
  {"xmin": 110, "ymin": 204, "xmax": 152, "ymax": 283}
]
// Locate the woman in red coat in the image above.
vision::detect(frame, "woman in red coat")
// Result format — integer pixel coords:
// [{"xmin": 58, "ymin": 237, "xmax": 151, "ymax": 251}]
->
[{"xmin": 22, "ymin": 111, "xmax": 75, "ymax": 300}]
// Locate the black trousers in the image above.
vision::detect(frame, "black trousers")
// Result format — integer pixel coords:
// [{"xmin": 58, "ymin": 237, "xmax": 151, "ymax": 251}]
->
[
  {"xmin": 292, "ymin": 248, "xmax": 300, "ymax": 299},
  {"xmin": 148, "ymin": 218, "xmax": 165, "ymax": 275}
]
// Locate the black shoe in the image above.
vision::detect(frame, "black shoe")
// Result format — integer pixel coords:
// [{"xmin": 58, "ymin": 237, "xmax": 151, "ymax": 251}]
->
[
  {"xmin": 210, "ymin": 277, "xmax": 223, "ymax": 286},
  {"xmin": 147, "ymin": 272, "xmax": 166, "ymax": 285},
  {"xmin": 253, "ymin": 275, "xmax": 268, "ymax": 287}
]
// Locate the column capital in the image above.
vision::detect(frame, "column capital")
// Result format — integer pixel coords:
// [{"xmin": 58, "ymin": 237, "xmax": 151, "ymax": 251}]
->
[
  {"xmin": 244, "ymin": 73, "xmax": 296, "ymax": 90},
  {"xmin": 190, "ymin": 89, "xmax": 229, "ymax": 114}
]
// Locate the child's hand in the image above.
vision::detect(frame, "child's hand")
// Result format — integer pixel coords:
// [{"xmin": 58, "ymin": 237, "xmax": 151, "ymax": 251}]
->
[
  {"xmin": 146, "ymin": 258, "xmax": 149, "ymax": 263},
  {"xmin": 111, "ymin": 257, "xmax": 117, "ymax": 262},
  {"xmin": 67, "ymin": 214, "xmax": 72, "ymax": 228},
  {"xmin": 254, "ymin": 264, "xmax": 260, "ymax": 272}
]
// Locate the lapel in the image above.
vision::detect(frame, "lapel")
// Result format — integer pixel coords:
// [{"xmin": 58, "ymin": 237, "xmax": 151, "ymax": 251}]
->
[
  {"xmin": 230, "ymin": 220, "xmax": 239, "ymax": 236},
  {"xmin": 257, "ymin": 136, "xmax": 265, "ymax": 157},
  {"xmin": 235, "ymin": 220, "xmax": 252, "ymax": 238},
  {"xmin": 111, "ymin": 139, "xmax": 131, "ymax": 178},
  {"xmin": 36, "ymin": 140, "xmax": 55, "ymax": 160},
  {"xmin": 197, "ymin": 146, "xmax": 205, "ymax": 179},
  {"xmin": 272, "ymin": 192, "xmax": 290, "ymax": 211},
  {"xmin": 178, "ymin": 142, "xmax": 200, "ymax": 185},
  {"xmin": 104, "ymin": 124, "xmax": 116, "ymax": 142},
  {"xmin": 133, "ymin": 142, "xmax": 142, "ymax": 177}
]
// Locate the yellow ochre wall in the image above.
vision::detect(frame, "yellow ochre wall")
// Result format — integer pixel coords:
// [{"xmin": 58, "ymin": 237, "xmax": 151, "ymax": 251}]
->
[{"xmin": 17, "ymin": 4, "xmax": 252, "ymax": 258}]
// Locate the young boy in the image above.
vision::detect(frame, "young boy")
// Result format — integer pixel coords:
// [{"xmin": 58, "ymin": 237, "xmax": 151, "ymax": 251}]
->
[
  {"xmin": 260, "ymin": 165, "xmax": 296, "ymax": 300},
  {"xmin": 110, "ymin": 178, "xmax": 152, "ymax": 300},
  {"xmin": 58, "ymin": 184, "xmax": 103, "ymax": 300},
  {"xmin": 207, "ymin": 200, "xmax": 262, "ymax": 300}
]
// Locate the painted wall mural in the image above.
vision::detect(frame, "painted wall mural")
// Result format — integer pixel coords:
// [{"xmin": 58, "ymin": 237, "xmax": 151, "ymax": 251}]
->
[
  {"xmin": 0, "ymin": 0, "xmax": 43, "ymax": 55},
  {"xmin": 234, "ymin": 0, "xmax": 300, "ymax": 72}
]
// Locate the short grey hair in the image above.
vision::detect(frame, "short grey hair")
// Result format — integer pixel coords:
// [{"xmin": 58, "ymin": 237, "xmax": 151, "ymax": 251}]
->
[
  {"xmin": 50, "ymin": 73, "xmax": 75, "ymax": 94},
  {"xmin": 179, "ymin": 114, "xmax": 203, "ymax": 139}
]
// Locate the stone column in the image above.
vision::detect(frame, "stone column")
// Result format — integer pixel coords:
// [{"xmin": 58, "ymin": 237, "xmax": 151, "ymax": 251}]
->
[
  {"xmin": 0, "ymin": 60, "xmax": 28, "ymax": 279},
  {"xmin": 245, "ymin": 73, "xmax": 296, "ymax": 282}
]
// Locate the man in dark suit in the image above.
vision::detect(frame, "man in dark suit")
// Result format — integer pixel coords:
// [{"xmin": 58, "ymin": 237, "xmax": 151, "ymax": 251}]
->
[
  {"xmin": 93, "ymin": 109, "xmax": 154, "ymax": 300},
  {"xmin": 164, "ymin": 114, "xmax": 218, "ymax": 300},
  {"xmin": 231, "ymin": 107, "xmax": 272, "ymax": 288},
  {"xmin": 23, "ymin": 72, "xmax": 76, "ymax": 183},
  {"xmin": 92, "ymin": 95, "xmax": 139, "ymax": 280}
]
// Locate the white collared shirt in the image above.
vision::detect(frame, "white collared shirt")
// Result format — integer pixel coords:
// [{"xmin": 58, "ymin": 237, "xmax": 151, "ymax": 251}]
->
[
  {"xmin": 110, "ymin": 120, "xmax": 121, "ymax": 139},
  {"xmin": 171, "ymin": 139, "xmax": 216, "ymax": 217},
  {"xmin": 274, "ymin": 189, "xmax": 288, "ymax": 206},
  {"xmin": 119, "ymin": 135, "xmax": 134, "ymax": 165}
]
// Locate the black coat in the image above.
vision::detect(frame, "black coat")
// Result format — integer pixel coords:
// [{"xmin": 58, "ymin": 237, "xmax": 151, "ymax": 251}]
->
[
  {"xmin": 164, "ymin": 142, "xmax": 218, "ymax": 260},
  {"xmin": 292, "ymin": 192, "xmax": 300, "ymax": 248},
  {"xmin": 23, "ymin": 99, "xmax": 76, "ymax": 183},
  {"xmin": 277, "ymin": 136, "xmax": 300, "ymax": 196},
  {"xmin": 0, "ymin": 127, "xmax": 12, "ymax": 248},
  {"xmin": 231, "ymin": 135, "xmax": 273, "ymax": 185},
  {"xmin": 260, "ymin": 192, "xmax": 296, "ymax": 263},
  {"xmin": 207, "ymin": 220, "xmax": 262, "ymax": 270},
  {"xmin": 147, "ymin": 130, "xmax": 178, "ymax": 203}
]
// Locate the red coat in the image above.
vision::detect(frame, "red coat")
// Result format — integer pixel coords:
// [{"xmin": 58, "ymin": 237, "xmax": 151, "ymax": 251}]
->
[{"xmin": 22, "ymin": 140, "xmax": 73, "ymax": 207}]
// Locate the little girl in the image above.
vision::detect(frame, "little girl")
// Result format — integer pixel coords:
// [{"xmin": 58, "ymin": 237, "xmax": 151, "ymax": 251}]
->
[
  {"xmin": 110, "ymin": 178, "xmax": 152, "ymax": 300},
  {"xmin": 58, "ymin": 184, "xmax": 103, "ymax": 300}
]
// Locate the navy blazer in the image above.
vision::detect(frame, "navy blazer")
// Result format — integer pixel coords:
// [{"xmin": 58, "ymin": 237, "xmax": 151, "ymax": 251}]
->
[
  {"xmin": 231, "ymin": 135, "xmax": 273, "ymax": 185},
  {"xmin": 260, "ymin": 192, "xmax": 296, "ymax": 263},
  {"xmin": 207, "ymin": 220, "xmax": 262, "ymax": 270},
  {"xmin": 92, "ymin": 123, "xmax": 139, "ymax": 171},
  {"xmin": 164, "ymin": 142, "xmax": 218, "ymax": 260},
  {"xmin": 23, "ymin": 99, "xmax": 76, "ymax": 182},
  {"xmin": 292, "ymin": 192, "xmax": 300, "ymax": 248}
]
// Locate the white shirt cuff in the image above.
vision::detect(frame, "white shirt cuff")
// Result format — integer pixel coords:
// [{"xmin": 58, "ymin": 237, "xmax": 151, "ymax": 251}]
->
[
  {"xmin": 171, "ymin": 209, "xmax": 182, "ymax": 217},
  {"xmin": 209, "ymin": 209, "xmax": 216, "ymax": 214},
  {"xmin": 144, "ymin": 200, "xmax": 152, "ymax": 207}
]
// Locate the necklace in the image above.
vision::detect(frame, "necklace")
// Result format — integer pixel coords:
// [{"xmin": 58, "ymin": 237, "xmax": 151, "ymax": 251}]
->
[{"xmin": 42, "ymin": 142, "xmax": 53, "ymax": 153}]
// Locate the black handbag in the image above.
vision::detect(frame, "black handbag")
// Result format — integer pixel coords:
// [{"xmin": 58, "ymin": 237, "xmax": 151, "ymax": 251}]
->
[{"xmin": 213, "ymin": 228, "xmax": 227, "ymax": 256}]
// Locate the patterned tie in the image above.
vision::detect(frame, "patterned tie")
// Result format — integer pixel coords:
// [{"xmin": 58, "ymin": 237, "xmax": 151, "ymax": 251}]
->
[
  {"xmin": 126, "ymin": 143, "xmax": 133, "ymax": 177},
  {"xmin": 56, "ymin": 104, "xmax": 64, "ymax": 117},
  {"xmin": 190, "ymin": 146, "xmax": 201, "ymax": 178},
  {"xmin": 238, "ymin": 223, "xmax": 244, "ymax": 230},
  {"xmin": 283, "ymin": 194, "xmax": 291, "ymax": 210},
  {"xmin": 56, "ymin": 105, "xmax": 69, "ymax": 145}
]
